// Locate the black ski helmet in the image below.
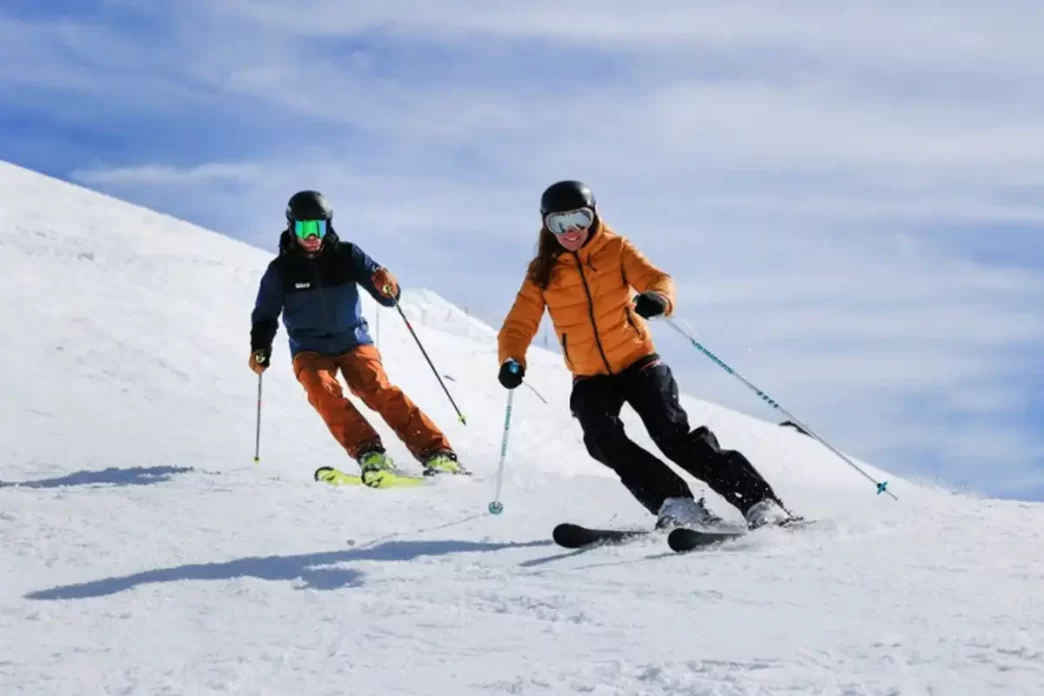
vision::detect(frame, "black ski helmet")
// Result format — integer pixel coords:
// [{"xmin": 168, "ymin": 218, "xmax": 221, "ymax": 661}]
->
[
  {"xmin": 286, "ymin": 190, "xmax": 333, "ymax": 222},
  {"xmin": 540, "ymin": 180, "xmax": 596, "ymax": 215}
]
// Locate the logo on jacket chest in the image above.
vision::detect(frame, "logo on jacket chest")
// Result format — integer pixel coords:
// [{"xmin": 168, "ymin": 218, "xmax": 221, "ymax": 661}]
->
[{"xmin": 295, "ymin": 282, "xmax": 311, "ymax": 289}]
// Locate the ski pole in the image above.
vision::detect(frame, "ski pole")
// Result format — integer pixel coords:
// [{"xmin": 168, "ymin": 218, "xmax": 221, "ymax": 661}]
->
[
  {"xmin": 488, "ymin": 389, "xmax": 514, "ymax": 514},
  {"xmin": 522, "ymin": 380, "xmax": 548, "ymax": 404},
  {"xmin": 663, "ymin": 317, "xmax": 896, "ymax": 500},
  {"xmin": 253, "ymin": 372, "xmax": 263, "ymax": 464},
  {"xmin": 385, "ymin": 286, "xmax": 468, "ymax": 425}
]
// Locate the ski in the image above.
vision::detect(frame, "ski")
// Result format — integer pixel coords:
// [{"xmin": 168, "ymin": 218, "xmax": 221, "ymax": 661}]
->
[
  {"xmin": 666, "ymin": 527, "xmax": 746, "ymax": 552},
  {"xmin": 551, "ymin": 522, "xmax": 653, "ymax": 549},
  {"xmin": 667, "ymin": 517, "xmax": 817, "ymax": 553},
  {"xmin": 314, "ymin": 466, "xmax": 426, "ymax": 488}
]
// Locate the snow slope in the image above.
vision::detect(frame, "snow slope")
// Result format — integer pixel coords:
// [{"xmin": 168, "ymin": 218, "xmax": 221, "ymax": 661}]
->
[{"xmin": 1, "ymin": 160, "xmax": 1042, "ymax": 695}]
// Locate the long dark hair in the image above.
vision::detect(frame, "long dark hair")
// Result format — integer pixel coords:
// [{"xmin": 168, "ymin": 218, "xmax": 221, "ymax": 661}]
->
[
  {"xmin": 525, "ymin": 227, "xmax": 564, "ymax": 290},
  {"xmin": 526, "ymin": 218, "xmax": 601, "ymax": 289}
]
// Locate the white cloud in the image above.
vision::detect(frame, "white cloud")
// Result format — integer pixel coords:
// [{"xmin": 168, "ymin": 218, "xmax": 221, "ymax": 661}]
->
[
  {"xmin": 72, "ymin": 163, "xmax": 262, "ymax": 186},
  {"xmin": 6, "ymin": 1, "xmax": 1044, "ymax": 498}
]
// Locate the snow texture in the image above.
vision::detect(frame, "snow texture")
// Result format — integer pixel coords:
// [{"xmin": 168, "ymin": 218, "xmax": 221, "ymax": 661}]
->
[{"xmin": 2, "ymin": 160, "xmax": 1042, "ymax": 694}]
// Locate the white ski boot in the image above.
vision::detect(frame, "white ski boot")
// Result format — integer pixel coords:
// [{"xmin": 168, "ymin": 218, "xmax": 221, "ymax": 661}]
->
[
  {"xmin": 656, "ymin": 496, "xmax": 724, "ymax": 530},
  {"xmin": 744, "ymin": 498, "xmax": 792, "ymax": 530}
]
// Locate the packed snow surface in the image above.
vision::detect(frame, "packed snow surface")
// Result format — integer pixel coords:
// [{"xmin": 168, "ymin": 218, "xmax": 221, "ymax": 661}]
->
[{"xmin": 2, "ymin": 161, "xmax": 1042, "ymax": 694}]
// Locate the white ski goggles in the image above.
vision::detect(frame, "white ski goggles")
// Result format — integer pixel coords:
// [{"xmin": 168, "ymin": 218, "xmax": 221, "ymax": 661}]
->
[{"xmin": 544, "ymin": 207, "xmax": 594, "ymax": 235}]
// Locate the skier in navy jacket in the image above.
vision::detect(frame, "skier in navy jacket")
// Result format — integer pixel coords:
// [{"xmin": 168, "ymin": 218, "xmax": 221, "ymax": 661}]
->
[{"xmin": 249, "ymin": 190, "xmax": 465, "ymax": 485}]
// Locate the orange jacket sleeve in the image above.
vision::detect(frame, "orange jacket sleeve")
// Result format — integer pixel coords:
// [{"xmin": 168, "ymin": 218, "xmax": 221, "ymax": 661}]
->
[
  {"xmin": 620, "ymin": 238, "xmax": 676, "ymax": 316},
  {"xmin": 497, "ymin": 277, "xmax": 546, "ymax": 369}
]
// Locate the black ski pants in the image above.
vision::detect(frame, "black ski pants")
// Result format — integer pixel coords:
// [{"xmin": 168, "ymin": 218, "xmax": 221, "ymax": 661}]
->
[{"xmin": 569, "ymin": 353, "xmax": 780, "ymax": 516}]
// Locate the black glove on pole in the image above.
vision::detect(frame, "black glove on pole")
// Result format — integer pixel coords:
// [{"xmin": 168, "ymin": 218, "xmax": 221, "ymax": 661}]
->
[
  {"xmin": 633, "ymin": 291, "xmax": 667, "ymax": 319},
  {"xmin": 499, "ymin": 359, "xmax": 525, "ymax": 389}
]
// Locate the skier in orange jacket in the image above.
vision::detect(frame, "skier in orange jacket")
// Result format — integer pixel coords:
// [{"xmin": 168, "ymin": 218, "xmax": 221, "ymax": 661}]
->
[{"xmin": 497, "ymin": 180, "xmax": 793, "ymax": 530}]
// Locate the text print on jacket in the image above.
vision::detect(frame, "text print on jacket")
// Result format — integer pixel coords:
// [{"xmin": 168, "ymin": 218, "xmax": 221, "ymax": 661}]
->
[
  {"xmin": 498, "ymin": 222, "xmax": 676, "ymax": 377},
  {"xmin": 251, "ymin": 230, "xmax": 398, "ymax": 357}
]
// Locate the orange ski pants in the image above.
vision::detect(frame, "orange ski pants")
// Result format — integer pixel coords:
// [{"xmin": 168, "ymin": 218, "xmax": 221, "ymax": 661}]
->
[{"xmin": 292, "ymin": 344, "xmax": 453, "ymax": 461}]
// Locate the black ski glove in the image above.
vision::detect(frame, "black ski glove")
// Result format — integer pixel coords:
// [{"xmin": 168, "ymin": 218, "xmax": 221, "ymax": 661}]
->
[
  {"xmin": 249, "ymin": 347, "xmax": 271, "ymax": 375},
  {"xmin": 498, "ymin": 359, "xmax": 525, "ymax": 389},
  {"xmin": 633, "ymin": 291, "xmax": 667, "ymax": 319}
]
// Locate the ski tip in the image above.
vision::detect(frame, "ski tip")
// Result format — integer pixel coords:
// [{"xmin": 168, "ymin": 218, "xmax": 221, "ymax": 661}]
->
[
  {"xmin": 551, "ymin": 522, "xmax": 582, "ymax": 537},
  {"xmin": 550, "ymin": 524, "xmax": 574, "ymax": 547},
  {"xmin": 551, "ymin": 523, "xmax": 595, "ymax": 548},
  {"xmin": 551, "ymin": 523, "xmax": 651, "ymax": 549},
  {"xmin": 666, "ymin": 527, "xmax": 745, "ymax": 553}
]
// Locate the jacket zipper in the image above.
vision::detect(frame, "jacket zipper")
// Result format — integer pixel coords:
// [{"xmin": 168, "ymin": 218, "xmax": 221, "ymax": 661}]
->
[
  {"xmin": 573, "ymin": 251, "xmax": 613, "ymax": 374},
  {"xmin": 561, "ymin": 333, "xmax": 573, "ymax": 370},
  {"xmin": 310, "ymin": 256, "xmax": 337, "ymax": 355}
]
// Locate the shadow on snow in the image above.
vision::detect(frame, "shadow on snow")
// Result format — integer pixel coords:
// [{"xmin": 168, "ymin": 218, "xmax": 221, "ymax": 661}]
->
[
  {"xmin": 25, "ymin": 538, "xmax": 552, "ymax": 600},
  {"xmin": 1, "ymin": 465, "xmax": 194, "ymax": 489}
]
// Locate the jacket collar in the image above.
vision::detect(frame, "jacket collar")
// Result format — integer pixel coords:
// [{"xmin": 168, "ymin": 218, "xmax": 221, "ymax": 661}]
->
[{"xmin": 560, "ymin": 218, "xmax": 612, "ymax": 265}]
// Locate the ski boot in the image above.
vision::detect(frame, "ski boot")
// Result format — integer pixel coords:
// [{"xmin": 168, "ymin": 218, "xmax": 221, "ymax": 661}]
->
[
  {"xmin": 744, "ymin": 497, "xmax": 800, "ymax": 530},
  {"xmin": 655, "ymin": 496, "xmax": 726, "ymax": 530},
  {"xmin": 359, "ymin": 450, "xmax": 398, "ymax": 488},
  {"xmin": 422, "ymin": 450, "xmax": 469, "ymax": 477}
]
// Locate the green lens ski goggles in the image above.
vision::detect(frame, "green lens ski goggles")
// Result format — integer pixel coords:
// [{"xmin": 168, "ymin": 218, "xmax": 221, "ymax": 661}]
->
[{"xmin": 293, "ymin": 219, "xmax": 328, "ymax": 239}]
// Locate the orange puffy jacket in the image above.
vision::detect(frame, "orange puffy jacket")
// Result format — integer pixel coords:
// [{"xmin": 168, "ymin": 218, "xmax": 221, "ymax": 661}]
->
[{"xmin": 498, "ymin": 222, "xmax": 676, "ymax": 378}]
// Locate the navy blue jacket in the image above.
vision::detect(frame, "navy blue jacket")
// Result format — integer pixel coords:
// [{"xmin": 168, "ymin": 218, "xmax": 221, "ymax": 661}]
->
[{"xmin": 251, "ymin": 229, "xmax": 398, "ymax": 357}]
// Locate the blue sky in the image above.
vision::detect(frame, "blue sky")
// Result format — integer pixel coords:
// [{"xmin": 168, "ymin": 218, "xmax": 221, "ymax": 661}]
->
[{"xmin": 3, "ymin": 1, "xmax": 1043, "ymax": 500}]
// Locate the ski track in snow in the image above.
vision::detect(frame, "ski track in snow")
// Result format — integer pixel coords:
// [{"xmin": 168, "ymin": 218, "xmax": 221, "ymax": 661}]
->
[{"xmin": 2, "ymin": 161, "xmax": 1043, "ymax": 694}]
